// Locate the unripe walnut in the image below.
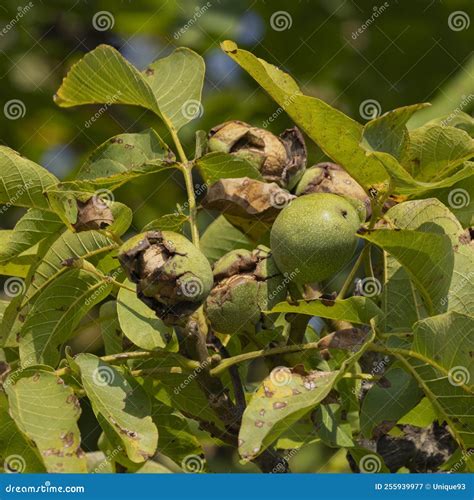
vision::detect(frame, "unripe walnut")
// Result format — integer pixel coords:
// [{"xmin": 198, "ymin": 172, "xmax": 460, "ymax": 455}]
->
[
  {"xmin": 270, "ymin": 193, "xmax": 360, "ymax": 284},
  {"xmin": 205, "ymin": 246, "xmax": 287, "ymax": 335},
  {"xmin": 207, "ymin": 121, "xmax": 307, "ymax": 189},
  {"xmin": 295, "ymin": 162, "xmax": 370, "ymax": 220},
  {"xmin": 118, "ymin": 231, "xmax": 213, "ymax": 325}
]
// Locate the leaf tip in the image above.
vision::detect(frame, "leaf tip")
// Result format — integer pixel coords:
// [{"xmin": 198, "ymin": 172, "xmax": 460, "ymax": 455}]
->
[{"xmin": 221, "ymin": 40, "xmax": 238, "ymax": 54}]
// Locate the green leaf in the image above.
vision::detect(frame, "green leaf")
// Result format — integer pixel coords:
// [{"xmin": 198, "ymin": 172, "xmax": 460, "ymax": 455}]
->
[
  {"xmin": 55, "ymin": 45, "xmax": 205, "ymax": 132},
  {"xmin": 200, "ymin": 215, "xmax": 254, "ymax": 264},
  {"xmin": 142, "ymin": 213, "xmax": 189, "ymax": 232},
  {"xmin": 151, "ymin": 400, "xmax": 203, "ymax": 465},
  {"xmin": 0, "ymin": 209, "xmax": 63, "ymax": 263},
  {"xmin": 221, "ymin": 40, "xmax": 390, "ymax": 199},
  {"xmin": 361, "ymin": 103, "xmax": 429, "ymax": 160},
  {"xmin": 135, "ymin": 461, "xmax": 173, "ymax": 473},
  {"xmin": 116, "ymin": 280, "xmax": 174, "ymax": 351},
  {"xmin": 270, "ymin": 296, "xmax": 383, "ymax": 325},
  {"xmin": 0, "ymin": 146, "xmax": 58, "ymax": 210},
  {"xmin": 238, "ymin": 329, "xmax": 374, "ymax": 460},
  {"xmin": 405, "ymin": 124, "xmax": 474, "ymax": 181},
  {"xmin": 360, "ymin": 365, "xmax": 422, "ymax": 438},
  {"xmin": 22, "ymin": 229, "xmax": 118, "ymax": 308},
  {"xmin": 19, "ymin": 269, "xmax": 112, "ymax": 367},
  {"xmin": 196, "ymin": 152, "xmax": 262, "ymax": 185},
  {"xmin": 0, "ymin": 392, "xmax": 45, "ymax": 473},
  {"xmin": 361, "ymin": 229, "xmax": 453, "ymax": 316},
  {"xmin": 75, "ymin": 353, "xmax": 158, "ymax": 463},
  {"xmin": 99, "ymin": 302, "xmax": 123, "ymax": 356},
  {"xmin": 397, "ymin": 397, "xmax": 438, "ymax": 428},
  {"xmin": 315, "ymin": 403, "xmax": 354, "ymax": 447},
  {"xmin": 5, "ymin": 367, "xmax": 87, "ymax": 472},
  {"xmin": 381, "ymin": 199, "xmax": 464, "ymax": 331},
  {"xmin": 397, "ymin": 312, "xmax": 474, "ymax": 462}
]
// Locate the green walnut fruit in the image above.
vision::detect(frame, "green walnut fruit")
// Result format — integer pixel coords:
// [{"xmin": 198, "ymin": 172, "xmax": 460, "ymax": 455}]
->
[
  {"xmin": 207, "ymin": 120, "xmax": 307, "ymax": 190},
  {"xmin": 270, "ymin": 194, "xmax": 360, "ymax": 284},
  {"xmin": 205, "ymin": 246, "xmax": 287, "ymax": 334},
  {"xmin": 118, "ymin": 231, "xmax": 213, "ymax": 324}
]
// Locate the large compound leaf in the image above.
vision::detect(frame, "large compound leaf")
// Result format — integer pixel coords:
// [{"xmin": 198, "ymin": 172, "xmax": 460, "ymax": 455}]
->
[
  {"xmin": 0, "ymin": 209, "xmax": 63, "ymax": 264},
  {"xmin": 396, "ymin": 312, "xmax": 474, "ymax": 465},
  {"xmin": 5, "ymin": 367, "xmax": 87, "ymax": 472},
  {"xmin": 55, "ymin": 45, "xmax": 204, "ymax": 132},
  {"xmin": 0, "ymin": 393, "xmax": 45, "ymax": 473},
  {"xmin": 270, "ymin": 296, "xmax": 382, "ymax": 325},
  {"xmin": 22, "ymin": 229, "xmax": 118, "ymax": 309},
  {"xmin": 0, "ymin": 147, "xmax": 58, "ymax": 210},
  {"xmin": 75, "ymin": 354, "xmax": 158, "ymax": 463},
  {"xmin": 19, "ymin": 269, "xmax": 112, "ymax": 367},
  {"xmin": 361, "ymin": 229, "xmax": 453, "ymax": 316},
  {"xmin": 405, "ymin": 124, "xmax": 474, "ymax": 181},
  {"xmin": 116, "ymin": 280, "xmax": 173, "ymax": 351},
  {"xmin": 221, "ymin": 40, "xmax": 390, "ymax": 200},
  {"xmin": 239, "ymin": 329, "xmax": 375, "ymax": 460},
  {"xmin": 381, "ymin": 199, "xmax": 467, "ymax": 331}
]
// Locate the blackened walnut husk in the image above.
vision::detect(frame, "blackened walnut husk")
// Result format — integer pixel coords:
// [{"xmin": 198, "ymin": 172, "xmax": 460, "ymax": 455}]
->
[
  {"xmin": 118, "ymin": 231, "xmax": 213, "ymax": 325},
  {"xmin": 207, "ymin": 120, "xmax": 307, "ymax": 189},
  {"xmin": 204, "ymin": 245, "xmax": 288, "ymax": 335},
  {"xmin": 72, "ymin": 197, "xmax": 114, "ymax": 232}
]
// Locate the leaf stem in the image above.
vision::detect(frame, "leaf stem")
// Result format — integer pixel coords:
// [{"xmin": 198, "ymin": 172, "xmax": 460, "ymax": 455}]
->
[
  {"xmin": 179, "ymin": 162, "xmax": 200, "ymax": 246},
  {"xmin": 337, "ymin": 245, "xmax": 368, "ymax": 299}
]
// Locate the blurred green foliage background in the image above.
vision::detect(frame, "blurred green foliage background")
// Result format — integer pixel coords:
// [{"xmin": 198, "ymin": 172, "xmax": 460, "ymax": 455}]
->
[{"xmin": 0, "ymin": 0, "xmax": 472, "ymax": 472}]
